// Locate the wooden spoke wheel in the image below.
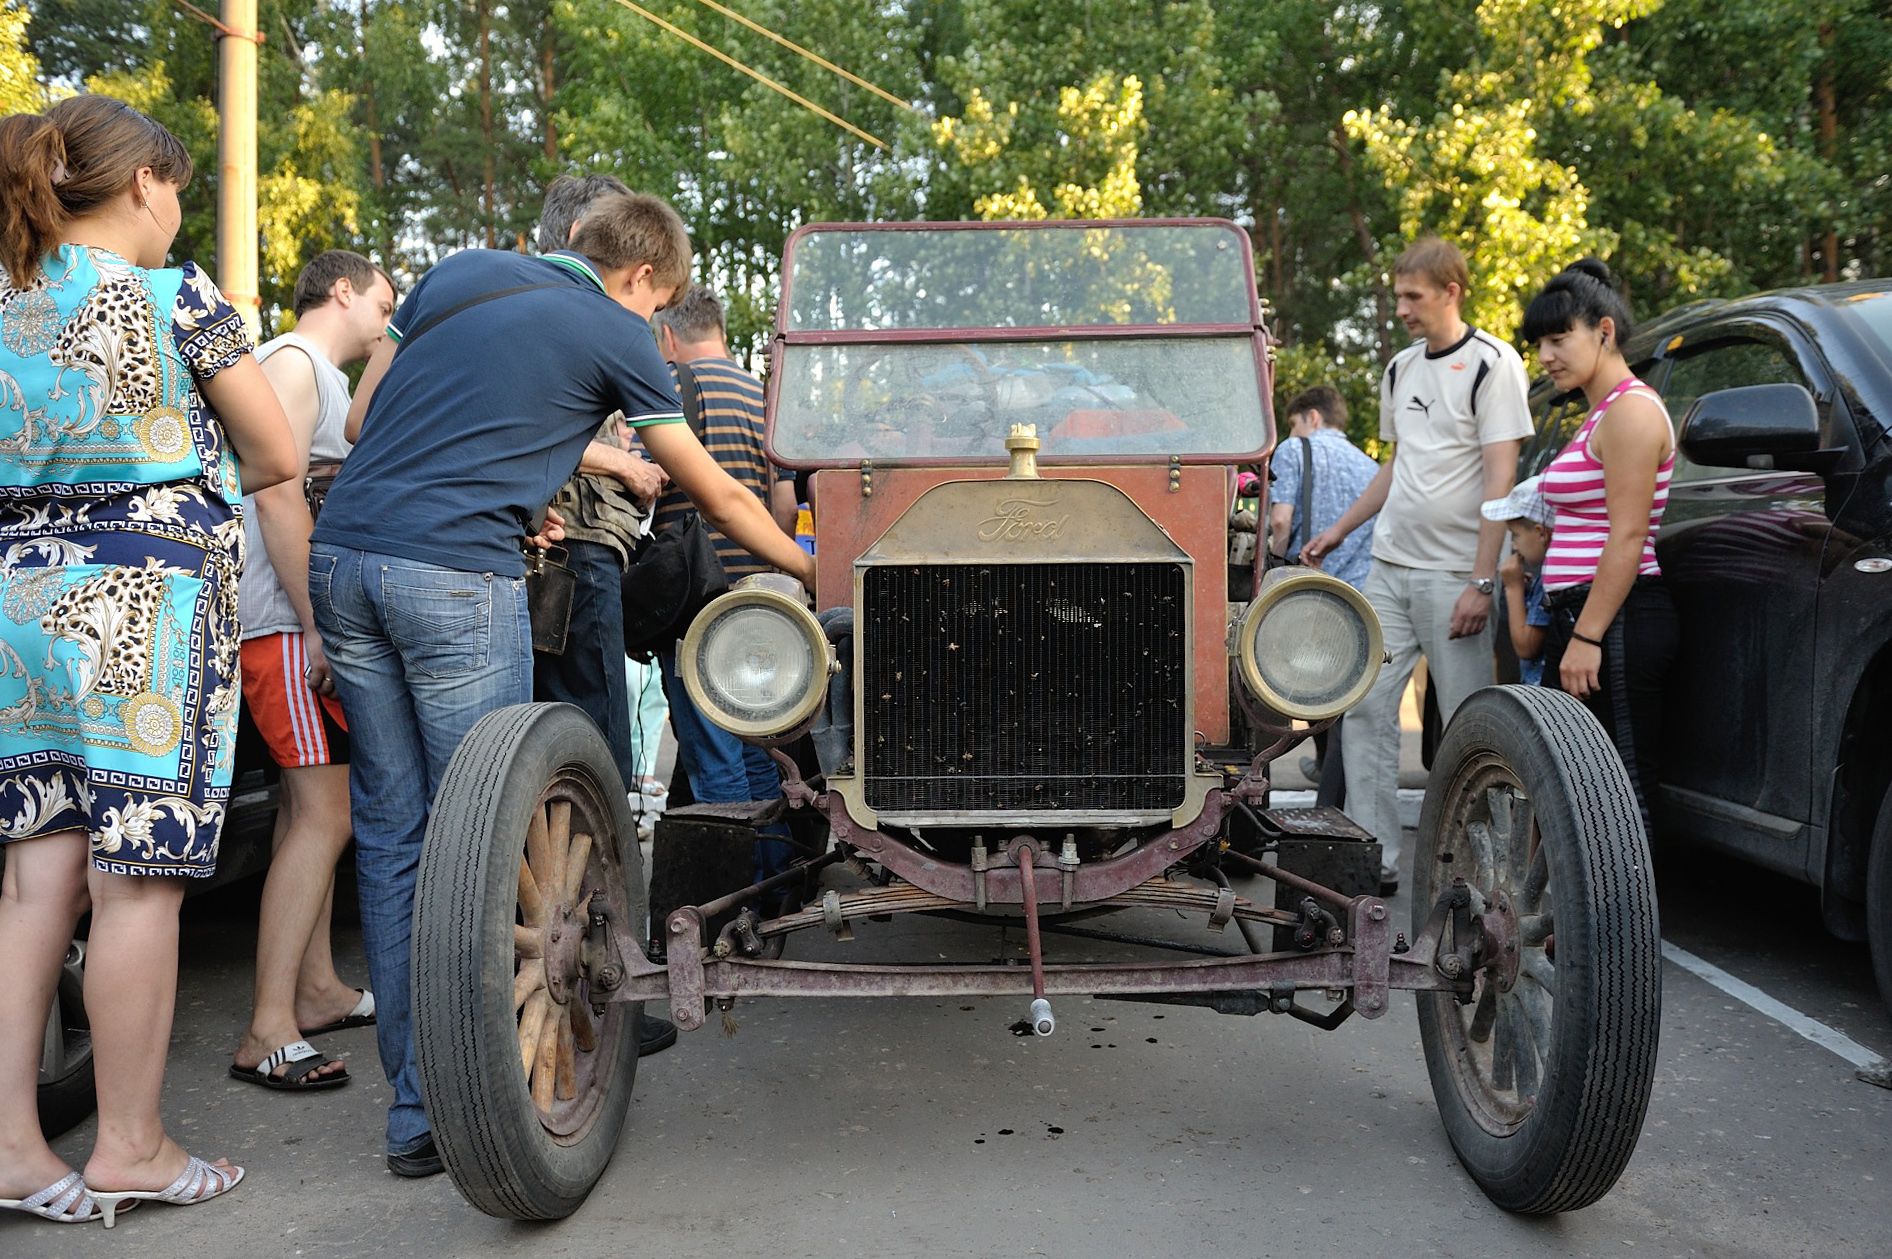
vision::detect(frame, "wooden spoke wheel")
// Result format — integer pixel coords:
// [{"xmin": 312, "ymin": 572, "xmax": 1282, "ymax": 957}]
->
[
  {"xmin": 1428, "ymin": 765, "xmax": 1551, "ymax": 1136},
  {"xmin": 1414, "ymin": 685, "xmax": 1660, "ymax": 1214},
  {"xmin": 415, "ymin": 703, "xmax": 646, "ymax": 1220},
  {"xmin": 513, "ymin": 777, "xmax": 622, "ymax": 1135}
]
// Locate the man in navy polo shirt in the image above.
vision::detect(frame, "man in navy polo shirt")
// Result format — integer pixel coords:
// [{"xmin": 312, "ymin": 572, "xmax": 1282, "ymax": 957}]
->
[{"xmin": 310, "ymin": 192, "xmax": 816, "ymax": 1179}]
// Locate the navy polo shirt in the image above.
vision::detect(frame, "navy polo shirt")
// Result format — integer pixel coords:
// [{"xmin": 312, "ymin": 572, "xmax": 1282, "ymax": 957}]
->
[{"xmin": 312, "ymin": 249, "xmax": 683, "ymax": 577}]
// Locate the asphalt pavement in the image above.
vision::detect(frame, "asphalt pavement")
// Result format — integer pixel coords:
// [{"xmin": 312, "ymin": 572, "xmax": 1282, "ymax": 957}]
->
[
  {"xmin": 11, "ymin": 695, "xmax": 1891, "ymax": 1259},
  {"xmin": 10, "ymin": 819, "xmax": 1888, "ymax": 1259}
]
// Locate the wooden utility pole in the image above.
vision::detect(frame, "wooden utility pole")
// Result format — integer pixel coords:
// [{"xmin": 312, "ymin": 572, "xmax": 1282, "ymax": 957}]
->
[
  {"xmin": 1817, "ymin": 22, "xmax": 1840, "ymax": 284},
  {"xmin": 218, "ymin": 0, "xmax": 261, "ymax": 333}
]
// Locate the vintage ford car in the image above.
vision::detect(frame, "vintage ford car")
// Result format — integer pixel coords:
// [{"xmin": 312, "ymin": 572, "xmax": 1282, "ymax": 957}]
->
[{"xmin": 408, "ymin": 220, "xmax": 1661, "ymax": 1221}]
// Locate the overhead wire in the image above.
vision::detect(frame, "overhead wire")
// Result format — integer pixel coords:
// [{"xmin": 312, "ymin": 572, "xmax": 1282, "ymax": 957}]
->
[
  {"xmin": 606, "ymin": 0, "xmax": 889, "ymax": 149},
  {"xmin": 169, "ymin": 0, "xmax": 265, "ymax": 43},
  {"xmin": 682, "ymin": 0, "xmax": 916, "ymax": 114}
]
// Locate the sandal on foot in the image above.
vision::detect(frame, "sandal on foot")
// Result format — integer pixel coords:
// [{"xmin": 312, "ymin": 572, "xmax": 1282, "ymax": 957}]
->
[
  {"xmin": 90, "ymin": 1156, "xmax": 243, "ymax": 1229},
  {"xmin": 300, "ymin": 988, "xmax": 375, "ymax": 1036},
  {"xmin": 0, "ymin": 1170, "xmax": 126, "ymax": 1224},
  {"xmin": 229, "ymin": 1039, "xmax": 349, "ymax": 1091}
]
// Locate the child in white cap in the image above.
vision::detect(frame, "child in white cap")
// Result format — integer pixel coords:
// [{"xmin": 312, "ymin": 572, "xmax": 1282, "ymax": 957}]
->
[{"xmin": 1481, "ymin": 475, "xmax": 1555, "ymax": 685}]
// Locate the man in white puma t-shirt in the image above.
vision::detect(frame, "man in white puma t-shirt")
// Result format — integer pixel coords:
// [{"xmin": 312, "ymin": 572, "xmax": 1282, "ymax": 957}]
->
[{"xmin": 1302, "ymin": 237, "xmax": 1532, "ymax": 894}]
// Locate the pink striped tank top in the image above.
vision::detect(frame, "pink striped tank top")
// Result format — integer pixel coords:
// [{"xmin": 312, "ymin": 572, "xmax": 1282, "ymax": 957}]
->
[{"xmin": 1539, "ymin": 376, "xmax": 1675, "ymax": 592}]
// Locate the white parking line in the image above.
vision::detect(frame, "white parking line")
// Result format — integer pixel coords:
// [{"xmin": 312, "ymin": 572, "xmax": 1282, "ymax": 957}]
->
[{"xmin": 1661, "ymin": 940, "xmax": 1887, "ymax": 1071}]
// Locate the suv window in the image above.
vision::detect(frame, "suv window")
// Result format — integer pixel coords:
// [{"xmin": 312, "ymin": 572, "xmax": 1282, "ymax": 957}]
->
[
  {"xmin": 1522, "ymin": 358, "xmax": 1666, "ymax": 478},
  {"xmin": 1660, "ymin": 339, "xmax": 1813, "ymax": 483}
]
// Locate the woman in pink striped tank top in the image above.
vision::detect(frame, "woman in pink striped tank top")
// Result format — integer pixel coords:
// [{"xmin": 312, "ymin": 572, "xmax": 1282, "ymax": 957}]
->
[{"xmin": 1521, "ymin": 259, "xmax": 1680, "ymax": 833}]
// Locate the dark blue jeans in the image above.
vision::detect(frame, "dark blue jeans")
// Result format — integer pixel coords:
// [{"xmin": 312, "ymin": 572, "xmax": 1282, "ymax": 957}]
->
[
  {"xmin": 309, "ymin": 544, "xmax": 532, "ymax": 1156},
  {"xmin": 1541, "ymin": 579, "xmax": 1679, "ymax": 836},
  {"xmin": 532, "ymin": 538, "xmax": 638, "ymax": 791},
  {"xmin": 658, "ymin": 647, "xmax": 794, "ymax": 880}
]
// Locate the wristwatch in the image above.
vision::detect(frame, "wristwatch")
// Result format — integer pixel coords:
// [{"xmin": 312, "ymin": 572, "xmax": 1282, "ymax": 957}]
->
[{"xmin": 1469, "ymin": 576, "xmax": 1496, "ymax": 596}]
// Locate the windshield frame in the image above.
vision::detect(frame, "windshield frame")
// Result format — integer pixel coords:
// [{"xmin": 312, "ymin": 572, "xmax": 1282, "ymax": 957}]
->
[{"xmin": 765, "ymin": 218, "xmax": 1276, "ymax": 470}]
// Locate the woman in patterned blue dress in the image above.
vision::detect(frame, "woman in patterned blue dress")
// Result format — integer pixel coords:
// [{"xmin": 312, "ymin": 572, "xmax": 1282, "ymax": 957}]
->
[{"xmin": 0, "ymin": 96, "xmax": 297, "ymax": 1225}]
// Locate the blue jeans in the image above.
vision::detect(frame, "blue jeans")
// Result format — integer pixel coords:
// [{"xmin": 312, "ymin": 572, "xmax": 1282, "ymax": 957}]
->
[
  {"xmin": 658, "ymin": 648, "xmax": 793, "ymax": 879},
  {"xmin": 532, "ymin": 538, "xmax": 637, "ymax": 790},
  {"xmin": 309, "ymin": 544, "xmax": 532, "ymax": 1155}
]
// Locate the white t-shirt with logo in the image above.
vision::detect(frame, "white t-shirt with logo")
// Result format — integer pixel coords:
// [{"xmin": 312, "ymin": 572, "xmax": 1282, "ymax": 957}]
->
[{"xmin": 1372, "ymin": 327, "xmax": 1533, "ymax": 572}]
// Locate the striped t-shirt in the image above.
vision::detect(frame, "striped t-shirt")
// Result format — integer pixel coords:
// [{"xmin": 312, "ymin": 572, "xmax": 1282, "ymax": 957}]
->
[
  {"xmin": 1539, "ymin": 377, "xmax": 1674, "ymax": 591},
  {"xmin": 652, "ymin": 356, "xmax": 774, "ymax": 576}
]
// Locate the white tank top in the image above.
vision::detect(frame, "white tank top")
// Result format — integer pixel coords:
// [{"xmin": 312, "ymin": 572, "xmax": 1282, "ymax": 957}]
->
[{"xmin": 238, "ymin": 332, "xmax": 355, "ymax": 639}]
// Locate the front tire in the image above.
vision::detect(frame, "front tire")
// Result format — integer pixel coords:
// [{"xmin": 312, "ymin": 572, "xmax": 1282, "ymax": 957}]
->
[
  {"xmin": 1414, "ymin": 685, "xmax": 1660, "ymax": 1213},
  {"xmin": 414, "ymin": 703, "xmax": 646, "ymax": 1220}
]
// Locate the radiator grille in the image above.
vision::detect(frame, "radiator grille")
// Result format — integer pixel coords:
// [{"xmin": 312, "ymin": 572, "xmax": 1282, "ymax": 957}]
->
[{"xmin": 861, "ymin": 563, "xmax": 1188, "ymax": 813}]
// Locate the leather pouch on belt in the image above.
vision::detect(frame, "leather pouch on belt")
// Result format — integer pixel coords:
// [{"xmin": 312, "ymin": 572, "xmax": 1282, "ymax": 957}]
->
[{"xmin": 525, "ymin": 544, "xmax": 576, "ymax": 655}]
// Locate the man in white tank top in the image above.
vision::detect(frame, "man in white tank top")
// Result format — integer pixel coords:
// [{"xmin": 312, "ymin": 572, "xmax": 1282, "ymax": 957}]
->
[
  {"xmin": 230, "ymin": 252, "xmax": 397, "ymax": 1090},
  {"xmin": 1302, "ymin": 238, "xmax": 1533, "ymax": 894}
]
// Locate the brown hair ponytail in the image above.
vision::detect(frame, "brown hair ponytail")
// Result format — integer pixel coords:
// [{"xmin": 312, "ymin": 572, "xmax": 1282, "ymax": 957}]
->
[
  {"xmin": 0, "ymin": 112, "xmax": 69, "ymax": 287},
  {"xmin": 0, "ymin": 95, "xmax": 193, "ymax": 288}
]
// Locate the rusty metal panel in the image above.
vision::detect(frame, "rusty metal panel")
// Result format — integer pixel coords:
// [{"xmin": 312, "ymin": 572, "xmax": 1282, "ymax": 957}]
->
[{"xmin": 649, "ymin": 812, "xmax": 758, "ymax": 957}]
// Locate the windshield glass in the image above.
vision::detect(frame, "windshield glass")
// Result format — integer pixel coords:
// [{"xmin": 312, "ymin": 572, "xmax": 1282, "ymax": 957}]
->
[
  {"xmin": 770, "ymin": 337, "xmax": 1267, "ymax": 463},
  {"xmin": 784, "ymin": 223, "xmax": 1256, "ymax": 331},
  {"xmin": 1838, "ymin": 290, "xmax": 1892, "ymax": 361}
]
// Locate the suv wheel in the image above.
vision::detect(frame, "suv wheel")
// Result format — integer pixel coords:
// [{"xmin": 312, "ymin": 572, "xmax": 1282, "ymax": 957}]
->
[
  {"xmin": 1867, "ymin": 794, "xmax": 1892, "ymax": 1020},
  {"xmin": 39, "ymin": 940, "xmax": 96, "ymax": 1137}
]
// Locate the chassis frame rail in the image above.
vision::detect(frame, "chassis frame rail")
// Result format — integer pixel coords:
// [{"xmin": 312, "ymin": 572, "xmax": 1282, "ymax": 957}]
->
[{"xmin": 580, "ymin": 814, "xmax": 1480, "ymax": 1031}]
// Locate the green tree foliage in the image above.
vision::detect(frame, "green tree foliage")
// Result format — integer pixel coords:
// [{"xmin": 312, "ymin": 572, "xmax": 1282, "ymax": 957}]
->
[
  {"xmin": 20, "ymin": 0, "xmax": 142, "ymax": 85},
  {"xmin": 920, "ymin": 0, "xmax": 1238, "ymax": 222},
  {"xmin": 1611, "ymin": 0, "xmax": 1892, "ymax": 296},
  {"xmin": 26, "ymin": 0, "xmax": 372, "ymax": 328},
  {"xmin": 1346, "ymin": 0, "xmax": 1643, "ymax": 341},
  {"xmin": 8, "ymin": 0, "xmax": 1892, "ymax": 379},
  {"xmin": 934, "ymin": 71, "xmax": 1147, "ymax": 220},
  {"xmin": 1, "ymin": 1, "xmax": 44, "ymax": 115},
  {"xmin": 555, "ymin": 0, "xmax": 927, "ymax": 354}
]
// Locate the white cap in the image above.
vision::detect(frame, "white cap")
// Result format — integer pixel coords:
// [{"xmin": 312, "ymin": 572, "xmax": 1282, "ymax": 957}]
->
[{"xmin": 1480, "ymin": 474, "xmax": 1553, "ymax": 527}]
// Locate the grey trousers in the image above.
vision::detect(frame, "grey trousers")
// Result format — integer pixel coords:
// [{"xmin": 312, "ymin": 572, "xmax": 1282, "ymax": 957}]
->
[{"xmin": 1341, "ymin": 560, "xmax": 1495, "ymax": 878}]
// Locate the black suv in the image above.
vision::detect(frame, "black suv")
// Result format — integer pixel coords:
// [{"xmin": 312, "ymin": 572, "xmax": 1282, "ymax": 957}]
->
[{"xmin": 1520, "ymin": 280, "xmax": 1892, "ymax": 1013}]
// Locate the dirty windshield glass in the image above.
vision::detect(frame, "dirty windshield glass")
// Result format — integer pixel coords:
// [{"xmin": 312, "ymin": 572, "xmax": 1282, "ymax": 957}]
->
[
  {"xmin": 771, "ymin": 337, "xmax": 1267, "ymax": 462},
  {"xmin": 785, "ymin": 223, "xmax": 1255, "ymax": 330},
  {"xmin": 774, "ymin": 224, "xmax": 1269, "ymax": 462}
]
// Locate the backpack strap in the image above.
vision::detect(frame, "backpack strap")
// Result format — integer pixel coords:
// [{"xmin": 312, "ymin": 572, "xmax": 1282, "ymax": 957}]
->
[
  {"xmin": 398, "ymin": 283, "xmax": 566, "ymax": 350},
  {"xmin": 1292, "ymin": 434, "xmax": 1316, "ymax": 558}
]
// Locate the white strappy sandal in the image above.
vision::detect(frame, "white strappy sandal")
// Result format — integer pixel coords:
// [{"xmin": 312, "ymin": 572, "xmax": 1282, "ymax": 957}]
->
[
  {"xmin": 89, "ymin": 1155, "xmax": 244, "ymax": 1229},
  {"xmin": 0, "ymin": 1170, "xmax": 121, "ymax": 1224}
]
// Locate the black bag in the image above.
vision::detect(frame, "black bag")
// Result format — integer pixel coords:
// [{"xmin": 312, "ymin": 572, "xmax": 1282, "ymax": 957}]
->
[
  {"xmin": 304, "ymin": 461, "xmax": 344, "ymax": 520},
  {"xmin": 621, "ymin": 360, "xmax": 730, "ymax": 658},
  {"xmin": 525, "ymin": 544, "xmax": 577, "ymax": 656},
  {"xmin": 621, "ymin": 512, "xmax": 728, "ymax": 660}
]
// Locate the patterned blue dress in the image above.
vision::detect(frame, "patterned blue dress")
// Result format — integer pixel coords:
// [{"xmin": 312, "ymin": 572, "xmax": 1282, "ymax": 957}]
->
[{"xmin": 0, "ymin": 245, "xmax": 252, "ymax": 877}]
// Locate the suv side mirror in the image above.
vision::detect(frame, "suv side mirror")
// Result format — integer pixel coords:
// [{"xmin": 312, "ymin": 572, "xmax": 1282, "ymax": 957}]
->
[{"xmin": 1678, "ymin": 383, "xmax": 1820, "ymax": 468}]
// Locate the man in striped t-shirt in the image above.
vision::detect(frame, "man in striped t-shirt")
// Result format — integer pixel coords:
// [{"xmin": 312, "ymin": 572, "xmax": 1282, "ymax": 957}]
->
[{"xmin": 651, "ymin": 288, "xmax": 798, "ymax": 876}]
